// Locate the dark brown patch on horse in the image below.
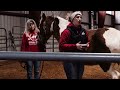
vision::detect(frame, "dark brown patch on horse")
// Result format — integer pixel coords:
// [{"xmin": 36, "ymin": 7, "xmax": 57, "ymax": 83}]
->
[
  {"xmin": 87, "ymin": 28, "xmax": 110, "ymax": 53},
  {"xmin": 87, "ymin": 28, "xmax": 111, "ymax": 72},
  {"xmin": 87, "ymin": 29, "xmax": 97, "ymax": 41}
]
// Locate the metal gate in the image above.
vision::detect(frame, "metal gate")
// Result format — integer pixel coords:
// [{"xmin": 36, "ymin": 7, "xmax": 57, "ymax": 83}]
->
[{"xmin": 0, "ymin": 28, "xmax": 7, "ymax": 51}]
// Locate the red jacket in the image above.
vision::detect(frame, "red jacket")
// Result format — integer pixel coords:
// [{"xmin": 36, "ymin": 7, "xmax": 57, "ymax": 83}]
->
[
  {"xmin": 21, "ymin": 32, "xmax": 41, "ymax": 52},
  {"xmin": 59, "ymin": 23, "xmax": 89, "ymax": 52}
]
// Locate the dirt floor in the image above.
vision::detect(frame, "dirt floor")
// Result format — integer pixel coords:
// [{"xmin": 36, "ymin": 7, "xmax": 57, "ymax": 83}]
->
[{"xmin": 0, "ymin": 60, "xmax": 111, "ymax": 79}]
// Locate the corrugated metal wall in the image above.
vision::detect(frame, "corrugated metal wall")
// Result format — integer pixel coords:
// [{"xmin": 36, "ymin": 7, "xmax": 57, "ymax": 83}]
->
[{"xmin": 0, "ymin": 11, "xmax": 29, "ymax": 51}]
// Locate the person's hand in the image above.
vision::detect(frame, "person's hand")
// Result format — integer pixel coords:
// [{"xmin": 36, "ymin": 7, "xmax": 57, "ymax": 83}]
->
[
  {"xmin": 86, "ymin": 42, "xmax": 89, "ymax": 48},
  {"xmin": 76, "ymin": 41, "xmax": 90, "ymax": 50},
  {"xmin": 76, "ymin": 41, "xmax": 83, "ymax": 50}
]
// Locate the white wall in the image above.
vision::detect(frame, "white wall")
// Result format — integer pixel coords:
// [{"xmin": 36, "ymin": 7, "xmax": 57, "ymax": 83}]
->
[
  {"xmin": 104, "ymin": 15, "xmax": 112, "ymax": 25},
  {"xmin": 114, "ymin": 11, "xmax": 120, "ymax": 30},
  {"xmin": 115, "ymin": 11, "xmax": 120, "ymax": 24}
]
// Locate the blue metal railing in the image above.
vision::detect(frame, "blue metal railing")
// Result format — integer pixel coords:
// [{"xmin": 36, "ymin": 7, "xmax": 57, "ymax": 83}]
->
[{"xmin": 0, "ymin": 51, "xmax": 120, "ymax": 63}]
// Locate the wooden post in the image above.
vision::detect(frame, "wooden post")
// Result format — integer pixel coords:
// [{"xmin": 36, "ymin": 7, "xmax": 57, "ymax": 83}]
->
[{"xmin": 98, "ymin": 11, "xmax": 106, "ymax": 28}]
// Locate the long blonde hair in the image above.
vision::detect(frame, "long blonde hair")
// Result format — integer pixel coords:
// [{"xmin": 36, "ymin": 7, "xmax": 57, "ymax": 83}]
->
[{"xmin": 24, "ymin": 19, "xmax": 40, "ymax": 36}]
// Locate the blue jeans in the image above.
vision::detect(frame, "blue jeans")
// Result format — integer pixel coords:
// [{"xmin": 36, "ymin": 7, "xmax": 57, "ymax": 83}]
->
[
  {"xmin": 63, "ymin": 62, "xmax": 84, "ymax": 79},
  {"xmin": 27, "ymin": 60, "xmax": 41, "ymax": 79}
]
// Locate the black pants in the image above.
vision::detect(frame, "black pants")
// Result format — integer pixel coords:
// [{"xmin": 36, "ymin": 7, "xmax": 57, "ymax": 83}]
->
[{"xmin": 63, "ymin": 62, "xmax": 84, "ymax": 79}]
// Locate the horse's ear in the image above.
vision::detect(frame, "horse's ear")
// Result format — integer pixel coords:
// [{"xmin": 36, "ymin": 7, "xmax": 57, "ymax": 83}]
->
[
  {"xmin": 41, "ymin": 13, "xmax": 46, "ymax": 20},
  {"xmin": 39, "ymin": 13, "xmax": 46, "ymax": 28},
  {"xmin": 54, "ymin": 18, "xmax": 59, "ymax": 25}
]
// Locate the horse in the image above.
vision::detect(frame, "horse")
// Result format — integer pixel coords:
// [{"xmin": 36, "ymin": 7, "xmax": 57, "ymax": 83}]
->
[{"xmin": 39, "ymin": 13, "xmax": 120, "ymax": 79}]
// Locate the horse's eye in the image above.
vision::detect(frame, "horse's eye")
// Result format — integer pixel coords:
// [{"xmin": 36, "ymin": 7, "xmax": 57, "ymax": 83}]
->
[
  {"xmin": 43, "ymin": 24, "xmax": 46, "ymax": 30},
  {"xmin": 43, "ymin": 25, "xmax": 46, "ymax": 30}
]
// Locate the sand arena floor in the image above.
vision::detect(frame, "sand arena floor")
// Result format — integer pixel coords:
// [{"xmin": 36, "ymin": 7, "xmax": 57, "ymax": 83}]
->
[{"xmin": 0, "ymin": 60, "xmax": 111, "ymax": 79}]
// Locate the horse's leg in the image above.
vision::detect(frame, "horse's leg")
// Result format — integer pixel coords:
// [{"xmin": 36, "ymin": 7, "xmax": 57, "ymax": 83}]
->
[
  {"xmin": 118, "ymin": 63, "xmax": 120, "ymax": 71},
  {"xmin": 99, "ymin": 63, "xmax": 111, "ymax": 72},
  {"xmin": 107, "ymin": 63, "xmax": 120, "ymax": 79},
  {"xmin": 113, "ymin": 63, "xmax": 120, "ymax": 78}
]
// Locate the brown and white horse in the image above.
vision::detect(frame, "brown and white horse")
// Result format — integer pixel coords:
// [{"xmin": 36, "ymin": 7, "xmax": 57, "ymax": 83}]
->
[{"xmin": 39, "ymin": 13, "xmax": 120, "ymax": 79}]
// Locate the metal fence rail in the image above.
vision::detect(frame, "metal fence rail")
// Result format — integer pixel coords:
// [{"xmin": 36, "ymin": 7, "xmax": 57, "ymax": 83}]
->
[{"xmin": 0, "ymin": 51, "xmax": 120, "ymax": 63}]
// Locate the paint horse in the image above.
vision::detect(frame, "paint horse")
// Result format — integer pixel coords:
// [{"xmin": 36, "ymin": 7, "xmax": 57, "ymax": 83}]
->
[{"xmin": 39, "ymin": 13, "xmax": 120, "ymax": 79}]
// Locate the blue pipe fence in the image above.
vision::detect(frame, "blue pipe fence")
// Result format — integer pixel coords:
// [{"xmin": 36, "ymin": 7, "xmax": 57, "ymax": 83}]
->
[{"xmin": 0, "ymin": 51, "xmax": 120, "ymax": 63}]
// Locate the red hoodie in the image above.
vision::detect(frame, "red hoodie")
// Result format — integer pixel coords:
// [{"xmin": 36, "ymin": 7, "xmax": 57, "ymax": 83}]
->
[
  {"xmin": 59, "ymin": 23, "xmax": 89, "ymax": 52},
  {"xmin": 21, "ymin": 32, "xmax": 41, "ymax": 52}
]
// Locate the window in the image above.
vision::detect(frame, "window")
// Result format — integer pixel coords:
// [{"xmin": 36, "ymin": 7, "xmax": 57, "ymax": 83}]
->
[{"xmin": 106, "ymin": 11, "xmax": 114, "ymax": 15}]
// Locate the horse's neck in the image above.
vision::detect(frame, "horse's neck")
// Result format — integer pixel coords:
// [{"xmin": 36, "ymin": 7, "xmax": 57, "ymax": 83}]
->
[
  {"xmin": 56, "ymin": 16, "xmax": 69, "ymax": 23},
  {"xmin": 56, "ymin": 16, "xmax": 70, "ymax": 35}
]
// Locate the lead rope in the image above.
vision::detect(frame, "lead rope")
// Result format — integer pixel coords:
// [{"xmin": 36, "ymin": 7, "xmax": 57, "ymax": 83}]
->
[
  {"xmin": 9, "ymin": 31, "xmax": 17, "ymax": 51},
  {"xmin": 39, "ymin": 61, "xmax": 44, "ymax": 78}
]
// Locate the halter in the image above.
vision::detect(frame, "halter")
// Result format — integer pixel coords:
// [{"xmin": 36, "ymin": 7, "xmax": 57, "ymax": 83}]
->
[{"xmin": 50, "ymin": 21, "xmax": 54, "ymax": 32}]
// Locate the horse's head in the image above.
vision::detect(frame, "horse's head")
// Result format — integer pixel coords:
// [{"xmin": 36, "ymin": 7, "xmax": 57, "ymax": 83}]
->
[
  {"xmin": 39, "ymin": 13, "xmax": 55, "ymax": 42},
  {"xmin": 40, "ymin": 13, "xmax": 70, "ymax": 42}
]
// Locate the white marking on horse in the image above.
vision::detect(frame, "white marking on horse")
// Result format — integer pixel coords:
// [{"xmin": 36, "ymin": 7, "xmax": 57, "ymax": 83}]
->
[
  {"xmin": 56, "ymin": 16, "xmax": 70, "ymax": 36},
  {"xmin": 50, "ymin": 21, "xmax": 54, "ymax": 32},
  {"xmin": 103, "ymin": 27, "xmax": 120, "ymax": 53},
  {"xmin": 102, "ymin": 27, "xmax": 120, "ymax": 79},
  {"xmin": 107, "ymin": 63, "xmax": 120, "ymax": 79}
]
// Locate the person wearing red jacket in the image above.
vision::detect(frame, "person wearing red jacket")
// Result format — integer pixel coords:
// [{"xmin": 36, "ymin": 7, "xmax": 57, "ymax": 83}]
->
[
  {"xmin": 21, "ymin": 19, "xmax": 42, "ymax": 79},
  {"xmin": 59, "ymin": 11, "xmax": 89, "ymax": 79}
]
